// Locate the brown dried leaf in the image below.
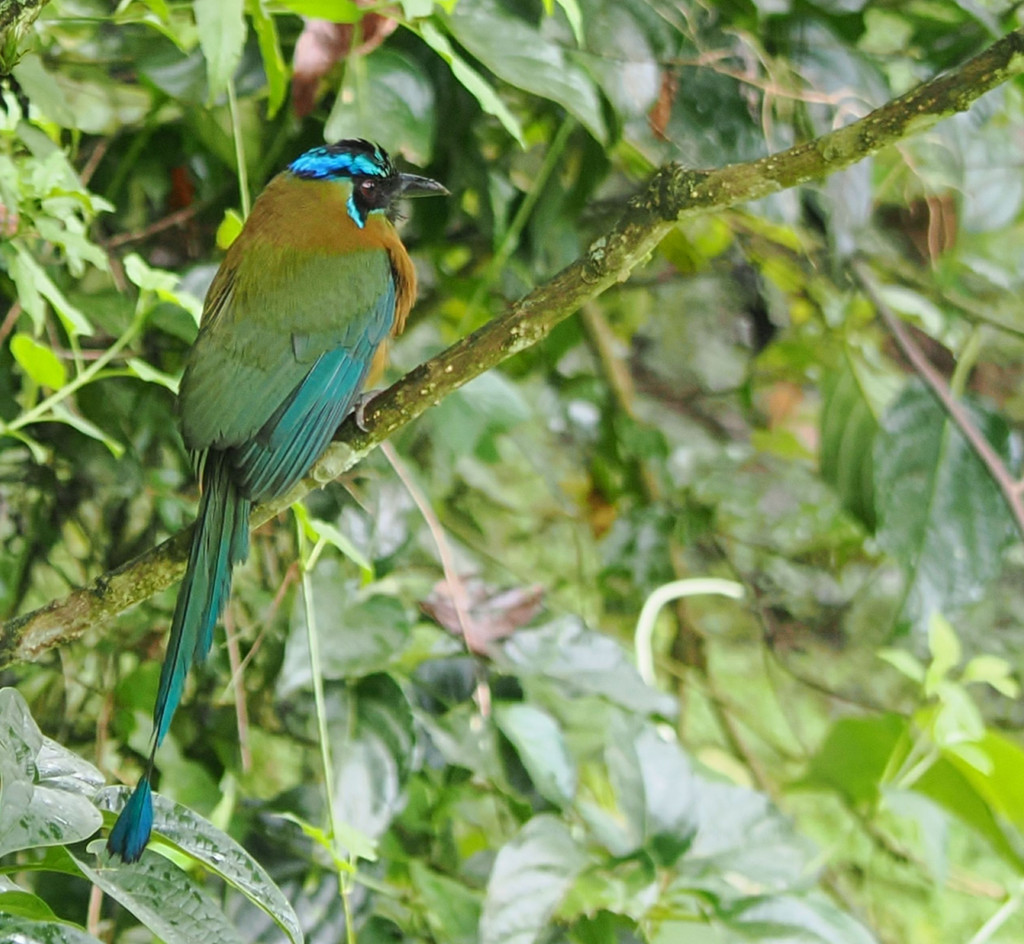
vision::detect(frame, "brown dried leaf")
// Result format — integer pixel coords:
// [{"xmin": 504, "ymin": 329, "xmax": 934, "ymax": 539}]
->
[
  {"xmin": 421, "ymin": 579, "xmax": 545, "ymax": 654},
  {"xmin": 291, "ymin": 12, "xmax": 400, "ymax": 117}
]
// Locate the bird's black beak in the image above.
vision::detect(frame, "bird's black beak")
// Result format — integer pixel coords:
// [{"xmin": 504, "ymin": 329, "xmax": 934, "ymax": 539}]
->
[{"xmin": 398, "ymin": 173, "xmax": 448, "ymax": 198}]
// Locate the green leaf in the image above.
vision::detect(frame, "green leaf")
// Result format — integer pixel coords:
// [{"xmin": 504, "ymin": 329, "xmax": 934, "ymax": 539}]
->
[
  {"xmin": 874, "ymin": 383, "xmax": 1016, "ymax": 624},
  {"xmin": 497, "ymin": 618, "xmax": 677, "ymax": 718},
  {"xmin": 417, "ymin": 21, "xmax": 525, "ymax": 147},
  {"xmin": 409, "ymin": 861, "xmax": 482, "ymax": 944},
  {"xmin": 10, "ymin": 245, "xmax": 93, "ymax": 336},
  {"xmin": 590, "ymin": 718, "xmax": 695, "ymax": 862},
  {"xmin": 50, "ymin": 404, "xmax": 126, "ymax": 458},
  {"xmin": 10, "ymin": 333, "xmax": 67, "ymax": 389},
  {"xmin": 94, "ymin": 787, "xmax": 303, "ymax": 944},
  {"xmin": 247, "ymin": 0, "xmax": 287, "ymax": 117},
  {"xmin": 445, "ymin": 0, "xmax": 606, "ymax": 142},
  {"xmin": 800, "ymin": 714, "xmax": 907, "ymax": 807},
  {"xmin": 0, "ymin": 916, "xmax": 106, "ymax": 944},
  {"xmin": 924, "ymin": 612, "xmax": 961, "ymax": 694},
  {"xmin": 0, "ymin": 889, "xmax": 57, "ymax": 920},
  {"xmin": 215, "ymin": 208, "xmax": 244, "ymax": 250},
  {"xmin": 916, "ymin": 746, "xmax": 1024, "ymax": 870},
  {"xmin": 494, "ymin": 702, "xmax": 576, "ymax": 805},
  {"xmin": 271, "ymin": 0, "xmax": 362, "ymax": 20},
  {"xmin": 70, "ymin": 846, "xmax": 246, "ymax": 944},
  {"xmin": 11, "ymin": 54, "xmax": 76, "ymax": 127},
  {"xmin": 720, "ymin": 893, "xmax": 878, "ymax": 944},
  {"xmin": 0, "ymin": 689, "xmax": 104, "ymax": 858},
  {"xmin": 819, "ymin": 346, "xmax": 899, "ymax": 530},
  {"xmin": 126, "ymin": 357, "xmax": 180, "ymax": 393},
  {"xmin": 961, "ymin": 654, "xmax": 1020, "ymax": 698},
  {"xmin": 195, "ymin": 0, "xmax": 246, "ymax": 99},
  {"xmin": 326, "ymin": 49, "xmax": 437, "ymax": 166},
  {"xmin": 479, "ymin": 814, "xmax": 586, "ymax": 944},
  {"xmin": 330, "ymin": 675, "xmax": 416, "ymax": 846},
  {"xmin": 280, "ymin": 561, "xmax": 410, "ymax": 691}
]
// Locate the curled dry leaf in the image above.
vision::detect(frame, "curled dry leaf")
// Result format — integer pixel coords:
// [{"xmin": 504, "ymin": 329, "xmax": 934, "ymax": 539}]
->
[
  {"xmin": 421, "ymin": 579, "xmax": 545, "ymax": 654},
  {"xmin": 292, "ymin": 10, "xmax": 400, "ymax": 117}
]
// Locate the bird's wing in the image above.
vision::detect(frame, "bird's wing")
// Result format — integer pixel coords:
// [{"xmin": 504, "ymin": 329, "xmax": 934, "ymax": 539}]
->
[{"xmin": 179, "ymin": 245, "xmax": 397, "ymax": 500}]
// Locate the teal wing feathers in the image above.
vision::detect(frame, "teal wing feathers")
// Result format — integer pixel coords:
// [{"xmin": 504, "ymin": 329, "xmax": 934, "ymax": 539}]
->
[{"xmin": 179, "ymin": 246, "xmax": 397, "ymax": 469}]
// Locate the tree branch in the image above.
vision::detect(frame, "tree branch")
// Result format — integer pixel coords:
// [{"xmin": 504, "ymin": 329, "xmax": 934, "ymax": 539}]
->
[{"xmin": 4, "ymin": 27, "xmax": 1024, "ymax": 669}]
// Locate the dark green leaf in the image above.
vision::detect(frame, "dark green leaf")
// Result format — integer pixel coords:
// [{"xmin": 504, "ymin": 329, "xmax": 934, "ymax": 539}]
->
[
  {"xmin": 480, "ymin": 814, "xmax": 587, "ymax": 944},
  {"xmin": 820, "ymin": 346, "xmax": 899, "ymax": 529},
  {"xmin": 280, "ymin": 562, "xmax": 412, "ymax": 692},
  {"xmin": 874, "ymin": 383, "xmax": 1017, "ymax": 623},
  {"xmin": 0, "ymin": 916, "xmax": 105, "ymax": 944},
  {"xmin": 494, "ymin": 701, "xmax": 576, "ymax": 805},
  {"xmin": 446, "ymin": 0, "xmax": 606, "ymax": 142},
  {"xmin": 497, "ymin": 618, "xmax": 677, "ymax": 718},
  {"xmin": 330, "ymin": 675, "xmax": 416, "ymax": 845}
]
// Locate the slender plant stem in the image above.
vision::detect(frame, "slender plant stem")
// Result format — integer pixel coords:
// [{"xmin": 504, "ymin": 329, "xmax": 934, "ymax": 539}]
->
[
  {"xmin": 228, "ymin": 79, "xmax": 251, "ymax": 219},
  {"xmin": 297, "ymin": 517, "xmax": 355, "ymax": 935}
]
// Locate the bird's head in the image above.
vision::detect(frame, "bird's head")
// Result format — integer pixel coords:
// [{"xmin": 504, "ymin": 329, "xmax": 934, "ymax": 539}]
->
[{"xmin": 287, "ymin": 139, "xmax": 447, "ymax": 228}]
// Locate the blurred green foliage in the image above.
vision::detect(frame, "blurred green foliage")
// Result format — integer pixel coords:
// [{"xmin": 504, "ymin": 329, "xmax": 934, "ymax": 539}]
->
[{"xmin": 3, "ymin": 1, "xmax": 1024, "ymax": 942}]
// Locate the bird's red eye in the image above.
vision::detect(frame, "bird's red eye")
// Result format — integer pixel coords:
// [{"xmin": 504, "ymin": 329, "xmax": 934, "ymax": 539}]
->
[{"xmin": 360, "ymin": 180, "xmax": 376, "ymax": 194}]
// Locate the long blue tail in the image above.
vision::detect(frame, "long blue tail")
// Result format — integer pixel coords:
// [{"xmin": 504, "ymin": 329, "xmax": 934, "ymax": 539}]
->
[{"xmin": 107, "ymin": 453, "xmax": 250, "ymax": 862}]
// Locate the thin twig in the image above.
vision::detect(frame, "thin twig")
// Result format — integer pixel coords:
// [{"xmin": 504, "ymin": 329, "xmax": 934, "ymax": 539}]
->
[{"xmin": 854, "ymin": 260, "xmax": 1024, "ymax": 541}]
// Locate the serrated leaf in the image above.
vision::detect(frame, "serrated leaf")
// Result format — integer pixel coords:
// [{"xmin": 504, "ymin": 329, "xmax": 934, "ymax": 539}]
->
[
  {"xmin": 94, "ymin": 787, "xmax": 303, "ymax": 944},
  {"xmin": 874, "ymin": 383, "xmax": 1016, "ymax": 625},
  {"xmin": 494, "ymin": 702, "xmax": 576, "ymax": 805},
  {"xmin": 480, "ymin": 815, "xmax": 586, "ymax": 944},
  {"xmin": 0, "ymin": 916, "xmax": 105, "ymax": 944},
  {"xmin": 446, "ymin": 0, "xmax": 606, "ymax": 142},
  {"xmin": 10, "ymin": 333, "xmax": 67, "ymax": 389},
  {"xmin": 195, "ymin": 0, "xmax": 246, "ymax": 99},
  {"xmin": 0, "ymin": 689, "xmax": 104, "ymax": 858}
]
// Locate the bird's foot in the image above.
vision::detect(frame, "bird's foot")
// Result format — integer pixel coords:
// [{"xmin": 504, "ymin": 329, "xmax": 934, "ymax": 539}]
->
[{"xmin": 351, "ymin": 390, "xmax": 382, "ymax": 432}]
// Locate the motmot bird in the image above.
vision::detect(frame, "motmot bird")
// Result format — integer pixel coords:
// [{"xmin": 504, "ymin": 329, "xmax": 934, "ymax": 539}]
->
[{"xmin": 106, "ymin": 140, "xmax": 446, "ymax": 862}]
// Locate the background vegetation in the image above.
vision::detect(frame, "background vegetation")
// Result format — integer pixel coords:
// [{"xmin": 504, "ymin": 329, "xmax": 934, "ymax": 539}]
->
[{"xmin": 2, "ymin": 0, "xmax": 1024, "ymax": 942}]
